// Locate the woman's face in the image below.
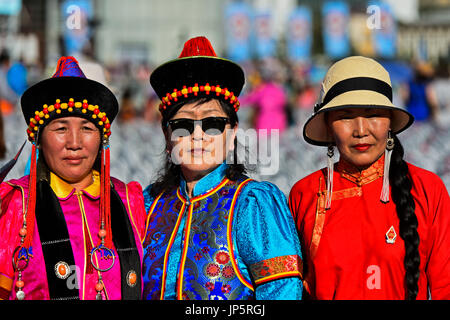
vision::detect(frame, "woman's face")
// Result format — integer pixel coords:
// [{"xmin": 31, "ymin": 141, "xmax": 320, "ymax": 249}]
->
[
  {"xmin": 40, "ymin": 117, "xmax": 101, "ymax": 188},
  {"xmin": 326, "ymin": 108, "xmax": 391, "ymax": 169},
  {"xmin": 166, "ymin": 99, "xmax": 236, "ymax": 178}
]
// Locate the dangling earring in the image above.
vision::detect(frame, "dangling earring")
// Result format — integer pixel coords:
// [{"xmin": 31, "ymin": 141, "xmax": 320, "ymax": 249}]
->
[
  {"xmin": 381, "ymin": 130, "xmax": 394, "ymax": 203},
  {"xmin": 325, "ymin": 145, "xmax": 334, "ymax": 210}
]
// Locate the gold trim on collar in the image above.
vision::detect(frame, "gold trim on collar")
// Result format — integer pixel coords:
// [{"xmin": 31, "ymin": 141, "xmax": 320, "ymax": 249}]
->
[
  {"xmin": 50, "ymin": 170, "xmax": 100, "ymax": 199},
  {"xmin": 337, "ymin": 154, "xmax": 384, "ymax": 187}
]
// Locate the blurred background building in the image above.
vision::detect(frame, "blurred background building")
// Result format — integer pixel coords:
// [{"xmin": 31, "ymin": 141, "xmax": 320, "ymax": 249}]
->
[{"xmin": 0, "ymin": 0, "xmax": 449, "ymax": 194}]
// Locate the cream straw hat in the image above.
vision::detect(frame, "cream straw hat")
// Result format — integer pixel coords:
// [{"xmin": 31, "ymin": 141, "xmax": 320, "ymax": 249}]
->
[{"xmin": 303, "ymin": 56, "xmax": 414, "ymax": 146}]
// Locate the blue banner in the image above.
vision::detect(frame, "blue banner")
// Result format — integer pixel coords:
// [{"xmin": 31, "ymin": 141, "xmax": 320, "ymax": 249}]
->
[
  {"xmin": 370, "ymin": 2, "xmax": 397, "ymax": 59},
  {"xmin": 252, "ymin": 10, "xmax": 276, "ymax": 59},
  {"xmin": 61, "ymin": 0, "xmax": 94, "ymax": 55},
  {"xmin": 0, "ymin": 0, "xmax": 21, "ymax": 15},
  {"xmin": 224, "ymin": 2, "xmax": 253, "ymax": 62},
  {"xmin": 322, "ymin": 1, "xmax": 350, "ymax": 59},
  {"xmin": 286, "ymin": 6, "xmax": 312, "ymax": 62}
]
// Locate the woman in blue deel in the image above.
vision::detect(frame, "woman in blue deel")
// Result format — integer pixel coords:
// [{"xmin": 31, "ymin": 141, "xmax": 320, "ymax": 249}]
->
[{"xmin": 141, "ymin": 36, "xmax": 303, "ymax": 300}]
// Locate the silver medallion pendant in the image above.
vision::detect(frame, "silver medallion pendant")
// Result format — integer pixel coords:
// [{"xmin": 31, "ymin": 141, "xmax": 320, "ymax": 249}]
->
[
  {"xmin": 54, "ymin": 261, "xmax": 71, "ymax": 279},
  {"xmin": 126, "ymin": 270, "xmax": 137, "ymax": 288}
]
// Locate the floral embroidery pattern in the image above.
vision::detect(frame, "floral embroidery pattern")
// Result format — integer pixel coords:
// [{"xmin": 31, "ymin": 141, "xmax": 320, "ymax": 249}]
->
[
  {"xmin": 206, "ymin": 263, "xmax": 221, "ymax": 278},
  {"xmin": 250, "ymin": 255, "xmax": 303, "ymax": 284},
  {"xmin": 205, "ymin": 282, "xmax": 215, "ymax": 291},
  {"xmin": 221, "ymin": 265, "xmax": 235, "ymax": 279},
  {"xmin": 221, "ymin": 284, "xmax": 231, "ymax": 294},
  {"xmin": 215, "ymin": 251, "xmax": 230, "ymax": 265}
]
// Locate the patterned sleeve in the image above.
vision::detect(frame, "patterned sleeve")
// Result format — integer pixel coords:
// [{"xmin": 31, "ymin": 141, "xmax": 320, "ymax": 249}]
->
[
  {"xmin": 143, "ymin": 184, "xmax": 155, "ymax": 214},
  {"xmin": 234, "ymin": 180, "xmax": 303, "ymax": 300}
]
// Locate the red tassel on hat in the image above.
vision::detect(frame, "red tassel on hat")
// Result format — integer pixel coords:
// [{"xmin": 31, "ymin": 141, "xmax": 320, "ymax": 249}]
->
[
  {"xmin": 23, "ymin": 144, "xmax": 37, "ymax": 249},
  {"xmin": 178, "ymin": 36, "xmax": 217, "ymax": 58}
]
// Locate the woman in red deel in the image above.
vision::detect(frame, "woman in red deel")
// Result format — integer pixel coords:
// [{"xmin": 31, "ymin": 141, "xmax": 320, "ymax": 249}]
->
[{"xmin": 289, "ymin": 56, "xmax": 450, "ymax": 300}]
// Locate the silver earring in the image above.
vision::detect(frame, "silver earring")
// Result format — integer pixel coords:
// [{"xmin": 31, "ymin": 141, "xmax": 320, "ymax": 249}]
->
[
  {"xmin": 325, "ymin": 145, "xmax": 334, "ymax": 210},
  {"xmin": 386, "ymin": 131, "xmax": 394, "ymax": 151},
  {"xmin": 381, "ymin": 131, "xmax": 394, "ymax": 203}
]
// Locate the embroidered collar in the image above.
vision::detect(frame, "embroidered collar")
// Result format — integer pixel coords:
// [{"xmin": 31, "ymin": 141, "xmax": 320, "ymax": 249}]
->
[
  {"xmin": 179, "ymin": 162, "xmax": 228, "ymax": 199},
  {"xmin": 337, "ymin": 154, "xmax": 385, "ymax": 186},
  {"xmin": 50, "ymin": 170, "xmax": 100, "ymax": 200}
]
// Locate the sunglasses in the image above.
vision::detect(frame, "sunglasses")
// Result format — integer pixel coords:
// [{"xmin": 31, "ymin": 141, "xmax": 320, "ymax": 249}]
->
[{"xmin": 168, "ymin": 117, "xmax": 230, "ymax": 137}]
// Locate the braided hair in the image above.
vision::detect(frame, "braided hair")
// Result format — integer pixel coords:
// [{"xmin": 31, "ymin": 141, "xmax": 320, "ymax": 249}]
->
[{"xmin": 389, "ymin": 134, "xmax": 420, "ymax": 300}]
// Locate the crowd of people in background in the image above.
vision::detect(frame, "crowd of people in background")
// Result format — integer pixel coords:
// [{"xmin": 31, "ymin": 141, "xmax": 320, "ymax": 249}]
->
[
  {"xmin": 1, "ymin": 47, "xmax": 449, "ymax": 132},
  {"xmin": 105, "ymin": 54, "xmax": 450, "ymax": 135},
  {"xmin": 0, "ymin": 47, "xmax": 449, "ymax": 193}
]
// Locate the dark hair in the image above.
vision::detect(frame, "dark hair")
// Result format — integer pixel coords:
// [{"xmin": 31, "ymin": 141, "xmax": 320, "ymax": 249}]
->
[
  {"xmin": 324, "ymin": 108, "xmax": 420, "ymax": 298},
  {"xmin": 390, "ymin": 134, "xmax": 420, "ymax": 300},
  {"xmin": 149, "ymin": 97, "xmax": 246, "ymax": 197}
]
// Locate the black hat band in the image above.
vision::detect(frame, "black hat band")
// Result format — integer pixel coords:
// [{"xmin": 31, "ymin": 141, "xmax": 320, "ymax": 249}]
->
[{"xmin": 315, "ymin": 77, "xmax": 393, "ymax": 113}]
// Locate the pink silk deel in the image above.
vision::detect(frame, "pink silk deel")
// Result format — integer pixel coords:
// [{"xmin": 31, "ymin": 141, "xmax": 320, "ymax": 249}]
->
[{"xmin": 0, "ymin": 173, "xmax": 146, "ymax": 300}]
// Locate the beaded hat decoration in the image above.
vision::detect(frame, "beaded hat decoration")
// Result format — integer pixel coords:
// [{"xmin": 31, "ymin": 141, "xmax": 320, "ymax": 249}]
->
[
  {"xmin": 21, "ymin": 57, "xmax": 118, "ymax": 143},
  {"xmin": 14, "ymin": 57, "xmax": 118, "ymax": 300},
  {"xmin": 150, "ymin": 36, "xmax": 245, "ymax": 114},
  {"xmin": 26, "ymin": 98, "xmax": 112, "ymax": 142}
]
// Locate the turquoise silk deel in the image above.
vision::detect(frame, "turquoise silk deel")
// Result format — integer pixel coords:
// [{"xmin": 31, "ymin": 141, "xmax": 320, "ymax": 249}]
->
[{"xmin": 142, "ymin": 162, "xmax": 303, "ymax": 300}]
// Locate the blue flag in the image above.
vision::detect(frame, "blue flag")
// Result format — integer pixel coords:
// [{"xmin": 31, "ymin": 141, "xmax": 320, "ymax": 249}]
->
[
  {"xmin": 252, "ymin": 10, "xmax": 276, "ymax": 59},
  {"xmin": 322, "ymin": 1, "xmax": 350, "ymax": 59},
  {"xmin": 370, "ymin": 1, "xmax": 397, "ymax": 59},
  {"xmin": 287, "ymin": 6, "xmax": 312, "ymax": 62},
  {"xmin": 225, "ymin": 2, "xmax": 253, "ymax": 62}
]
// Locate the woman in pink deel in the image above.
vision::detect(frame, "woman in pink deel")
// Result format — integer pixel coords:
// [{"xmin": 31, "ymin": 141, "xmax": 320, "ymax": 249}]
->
[
  {"xmin": 240, "ymin": 59, "xmax": 288, "ymax": 135},
  {"xmin": 0, "ymin": 57, "xmax": 146, "ymax": 300}
]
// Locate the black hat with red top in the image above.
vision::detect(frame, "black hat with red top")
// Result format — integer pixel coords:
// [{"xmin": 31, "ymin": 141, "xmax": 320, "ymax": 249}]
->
[
  {"xmin": 21, "ymin": 56, "xmax": 118, "ymax": 143},
  {"xmin": 150, "ymin": 36, "xmax": 245, "ymax": 115},
  {"xmin": 15, "ymin": 57, "xmax": 118, "ymax": 277}
]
